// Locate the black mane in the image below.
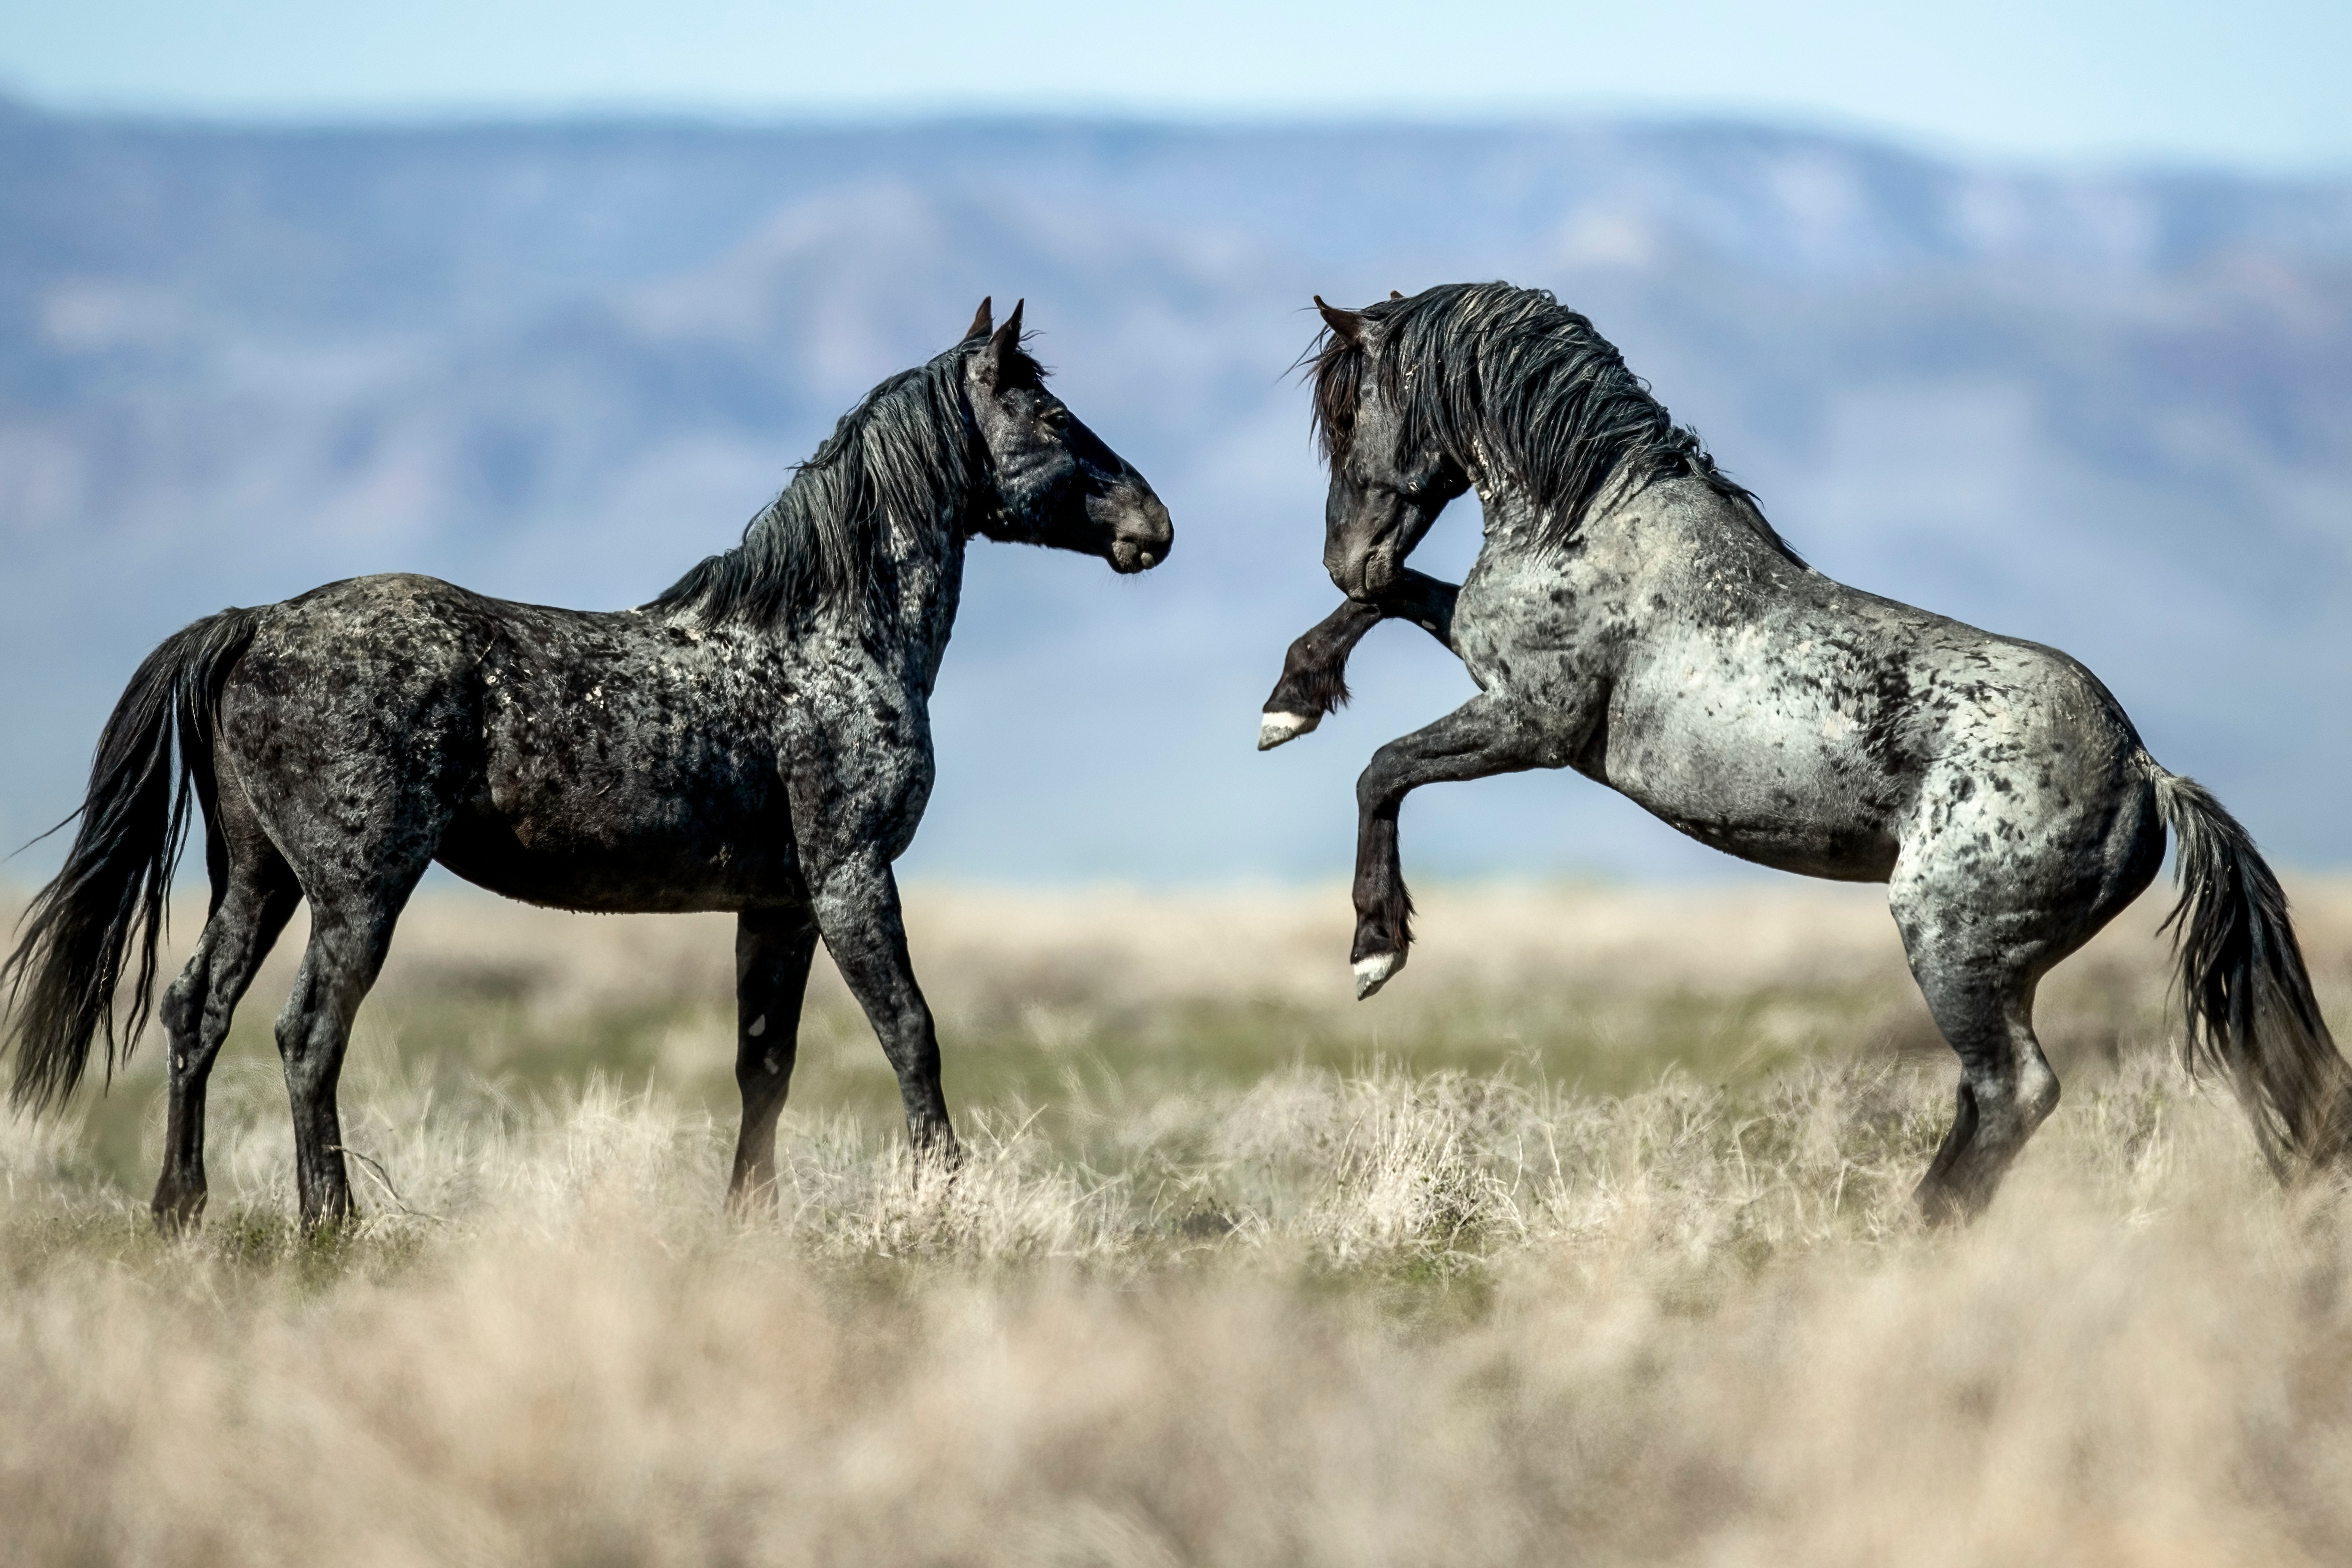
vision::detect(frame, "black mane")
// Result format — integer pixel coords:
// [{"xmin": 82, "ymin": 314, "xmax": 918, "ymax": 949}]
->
[
  {"xmin": 650, "ymin": 337, "xmax": 1046, "ymax": 628},
  {"xmin": 1309, "ymin": 282, "xmax": 1801, "ymax": 564}
]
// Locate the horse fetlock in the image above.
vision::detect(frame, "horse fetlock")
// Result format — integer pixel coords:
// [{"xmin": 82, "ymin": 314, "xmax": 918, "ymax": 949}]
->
[
  {"xmin": 909, "ymin": 1121, "xmax": 964, "ymax": 1180},
  {"xmin": 724, "ymin": 1161, "xmax": 779, "ymax": 1218},
  {"xmin": 296, "ymin": 1152, "xmax": 355, "ymax": 1230},
  {"xmin": 151, "ymin": 1176, "xmax": 208, "ymax": 1234},
  {"xmin": 1912, "ymin": 1175, "xmax": 1980, "ymax": 1229},
  {"xmin": 1912, "ymin": 1070, "xmax": 2058, "ymax": 1226}
]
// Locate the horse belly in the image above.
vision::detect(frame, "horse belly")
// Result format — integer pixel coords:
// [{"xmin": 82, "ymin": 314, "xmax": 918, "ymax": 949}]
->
[
  {"xmin": 444, "ymin": 723, "xmax": 799, "ymax": 914},
  {"xmin": 435, "ymin": 813, "xmax": 796, "ymax": 913},
  {"xmin": 1596, "ymin": 698, "xmax": 1903, "ymax": 883}
]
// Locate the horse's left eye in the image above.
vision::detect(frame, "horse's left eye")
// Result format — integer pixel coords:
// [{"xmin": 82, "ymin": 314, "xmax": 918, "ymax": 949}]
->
[{"xmin": 1041, "ymin": 407, "xmax": 1070, "ymax": 432}]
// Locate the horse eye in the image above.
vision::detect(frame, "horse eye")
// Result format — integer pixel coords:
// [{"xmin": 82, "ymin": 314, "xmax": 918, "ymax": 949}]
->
[{"xmin": 1041, "ymin": 406, "xmax": 1070, "ymax": 431}]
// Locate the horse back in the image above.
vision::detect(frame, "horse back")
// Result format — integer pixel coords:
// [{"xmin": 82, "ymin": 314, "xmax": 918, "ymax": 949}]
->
[
  {"xmin": 1548, "ymin": 488, "xmax": 2149, "ymax": 881},
  {"xmin": 213, "ymin": 573, "xmax": 819, "ymax": 913}
]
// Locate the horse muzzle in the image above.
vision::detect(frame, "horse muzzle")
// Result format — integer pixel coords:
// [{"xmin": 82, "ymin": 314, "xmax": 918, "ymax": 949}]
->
[
  {"xmin": 1333, "ymin": 541, "xmax": 1401, "ymax": 602},
  {"xmin": 1097, "ymin": 488, "xmax": 1173, "ymax": 574}
]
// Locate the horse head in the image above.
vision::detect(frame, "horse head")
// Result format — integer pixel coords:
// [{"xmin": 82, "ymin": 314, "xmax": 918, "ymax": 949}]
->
[
  {"xmin": 960, "ymin": 298, "xmax": 1172, "ymax": 575},
  {"xmin": 1307, "ymin": 294, "xmax": 1469, "ymax": 602}
]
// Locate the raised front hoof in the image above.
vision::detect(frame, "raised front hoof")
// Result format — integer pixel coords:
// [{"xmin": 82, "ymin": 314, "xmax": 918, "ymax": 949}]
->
[
  {"xmin": 1258, "ymin": 710, "xmax": 1320, "ymax": 750},
  {"xmin": 151, "ymin": 1182, "xmax": 207, "ymax": 1235},
  {"xmin": 1352, "ymin": 950, "xmax": 1402, "ymax": 1000}
]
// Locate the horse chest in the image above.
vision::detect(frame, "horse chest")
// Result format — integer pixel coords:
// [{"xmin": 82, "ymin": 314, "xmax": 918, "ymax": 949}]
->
[{"xmin": 1452, "ymin": 553, "xmax": 1622, "ymax": 700}]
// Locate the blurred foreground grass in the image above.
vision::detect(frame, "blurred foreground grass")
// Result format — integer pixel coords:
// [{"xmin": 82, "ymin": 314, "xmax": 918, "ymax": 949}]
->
[{"xmin": 7, "ymin": 879, "xmax": 2352, "ymax": 1565}]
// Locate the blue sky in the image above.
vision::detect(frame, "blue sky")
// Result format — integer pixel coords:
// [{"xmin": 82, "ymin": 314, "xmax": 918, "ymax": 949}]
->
[{"xmin": 6, "ymin": 0, "xmax": 2350, "ymax": 172}]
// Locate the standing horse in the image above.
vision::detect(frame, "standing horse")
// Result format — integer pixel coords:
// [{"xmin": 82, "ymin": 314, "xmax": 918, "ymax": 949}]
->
[
  {"xmin": 1262, "ymin": 281, "xmax": 2348, "ymax": 1220},
  {"xmin": 4, "ymin": 298, "xmax": 1172, "ymax": 1230}
]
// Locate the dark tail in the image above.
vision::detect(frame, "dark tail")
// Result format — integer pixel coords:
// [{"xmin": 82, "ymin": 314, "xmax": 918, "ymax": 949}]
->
[
  {"xmin": 2153, "ymin": 770, "xmax": 2352, "ymax": 1178},
  {"xmin": 2, "ymin": 609, "xmax": 260, "ymax": 1114}
]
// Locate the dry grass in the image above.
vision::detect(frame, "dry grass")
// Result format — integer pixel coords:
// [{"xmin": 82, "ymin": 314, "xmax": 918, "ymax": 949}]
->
[{"xmin": 8, "ymin": 878, "xmax": 2352, "ymax": 1565}]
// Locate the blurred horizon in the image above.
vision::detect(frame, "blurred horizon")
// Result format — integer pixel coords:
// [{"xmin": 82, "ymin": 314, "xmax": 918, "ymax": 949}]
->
[
  {"xmin": 5, "ymin": 96, "xmax": 2350, "ymax": 186},
  {"xmin": 7, "ymin": 0, "xmax": 2350, "ymax": 174}
]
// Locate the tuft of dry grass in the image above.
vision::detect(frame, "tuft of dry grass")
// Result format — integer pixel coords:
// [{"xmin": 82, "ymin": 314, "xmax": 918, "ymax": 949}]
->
[{"xmin": 6, "ymin": 879, "xmax": 2352, "ymax": 1564}]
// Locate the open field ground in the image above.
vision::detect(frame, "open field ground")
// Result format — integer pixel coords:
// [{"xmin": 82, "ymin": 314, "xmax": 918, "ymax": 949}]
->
[{"xmin": 9, "ymin": 879, "xmax": 2352, "ymax": 1564}]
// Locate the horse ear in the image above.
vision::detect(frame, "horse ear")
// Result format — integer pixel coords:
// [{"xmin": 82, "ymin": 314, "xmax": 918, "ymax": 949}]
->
[
  {"xmin": 1315, "ymin": 295, "xmax": 1365, "ymax": 345},
  {"xmin": 963, "ymin": 296, "xmax": 993, "ymax": 342},
  {"xmin": 1389, "ymin": 290, "xmax": 1404, "ymax": 301},
  {"xmin": 985, "ymin": 298, "xmax": 1026, "ymax": 381}
]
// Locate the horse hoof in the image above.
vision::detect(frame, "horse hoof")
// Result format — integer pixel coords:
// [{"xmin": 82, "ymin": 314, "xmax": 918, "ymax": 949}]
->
[
  {"xmin": 1353, "ymin": 952, "xmax": 1399, "ymax": 999},
  {"xmin": 151, "ymin": 1203, "xmax": 202, "ymax": 1237},
  {"xmin": 1258, "ymin": 710, "xmax": 1319, "ymax": 750},
  {"xmin": 151, "ymin": 1184, "xmax": 207, "ymax": 1235}
]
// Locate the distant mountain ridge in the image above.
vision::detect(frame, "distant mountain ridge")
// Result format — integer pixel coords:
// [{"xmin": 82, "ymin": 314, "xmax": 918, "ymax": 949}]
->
[{"xmin": 4, "ymin": 103, "xmax": 2349, "ymax": 881}]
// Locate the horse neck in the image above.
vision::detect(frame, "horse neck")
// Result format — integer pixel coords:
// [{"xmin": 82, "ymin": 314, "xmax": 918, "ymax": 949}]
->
[
  {"xmin": 1462, "ymin": 438, "xmax": 1575, "ymax": 555},
  {"xmin": 874, "ymin": 506, "xmax": 969, "ymax": 691},
  {"xmin": 1463, "ymin": 450, "xmax": 1744, "ymax": 569}
]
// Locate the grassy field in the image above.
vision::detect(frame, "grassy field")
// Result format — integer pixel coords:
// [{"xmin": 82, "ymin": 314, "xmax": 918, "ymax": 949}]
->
[{"xmin": 8, "ymin": 878, "xmax": 2352, "ymax": 1564}]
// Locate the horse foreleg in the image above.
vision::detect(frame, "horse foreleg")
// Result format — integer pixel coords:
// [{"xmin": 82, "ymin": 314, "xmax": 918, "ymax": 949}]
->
[
  {"xmin": 1349, "ymin": 692, "xmax": 1571, "ymax": 998},
  {"xmin": 726, "ymin": 906, "xmax": 819, "ymax": 1214},
  {"xmin": 807, "ymin": 854, "xmax": 957, "ymax": 1167},
  {"xmin": 1259, "ymin": 571, "xmax": 1461, "ymax": 750}
]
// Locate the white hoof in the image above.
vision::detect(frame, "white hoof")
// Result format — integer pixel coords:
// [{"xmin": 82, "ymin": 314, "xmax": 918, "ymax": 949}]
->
[
  {"xmin": 1258, "ymin": 710, "xmax": 1319, "ymax": 750},
  {"xmin": 1353, "ymin": 952, "xmax": 1399, "ymax": 1000}
]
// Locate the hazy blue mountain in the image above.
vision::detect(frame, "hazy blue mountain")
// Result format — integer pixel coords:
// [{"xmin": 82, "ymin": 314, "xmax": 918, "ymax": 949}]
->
[{"xmin": 4, "ymin": 102, "xmax": 2350, "ymax": 884}]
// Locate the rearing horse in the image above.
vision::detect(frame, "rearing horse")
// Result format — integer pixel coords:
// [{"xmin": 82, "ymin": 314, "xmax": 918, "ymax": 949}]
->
[
  {"xmin": 4, "ymin": 298, "xmax": 1172, "ymax": 1230},
  {"xmin": 1262, "ymin": 281, "xmax": 2348, "ymax": 1220}
]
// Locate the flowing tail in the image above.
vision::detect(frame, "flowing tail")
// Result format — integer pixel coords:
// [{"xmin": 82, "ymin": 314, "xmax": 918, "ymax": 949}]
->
[
  {"xmin": 2154, "ymin": 770, "xmax": 2352, "ymax": 1177},
  {"xmin": 2, "ymin": 608, "xmax": 260, "ymax": 1114}
]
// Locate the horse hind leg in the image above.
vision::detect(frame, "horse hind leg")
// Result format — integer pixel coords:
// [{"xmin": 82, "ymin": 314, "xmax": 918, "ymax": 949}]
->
[
  {"xmin": 256, "ymin": 800, "xmax": 443, "ymax": 1229},
  {"xmin": 1899, "ymin": 938, "xmax": 2062, "ymax": 1226},
  {"xmin": 151, "ymin": 836, "xmax": 302, "ymax": 1231},
  {"xmin": 271, "ymin": 874, "xmax": 432, "ymax": 1232},
  {"xmin": 1892, "ymin": 763, "xmax": 2165, "ymax": 1222},
  {"xmin": 727, "ymin": 906, "xmax": 819, "ymax": 1215}
]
